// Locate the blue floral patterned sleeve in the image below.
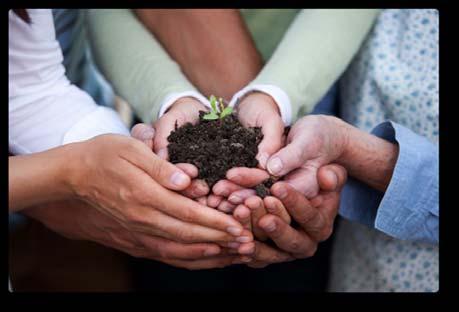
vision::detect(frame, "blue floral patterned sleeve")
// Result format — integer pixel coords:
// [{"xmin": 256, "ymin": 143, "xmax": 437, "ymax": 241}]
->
[{"xmin": 339, "ymin": 120, "xmax": 439, "ymax": 245}]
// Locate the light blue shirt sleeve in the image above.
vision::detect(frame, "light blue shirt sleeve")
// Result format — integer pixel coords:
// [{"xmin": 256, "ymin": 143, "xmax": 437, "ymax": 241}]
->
[{"xmin": 338, "ymin": 120, "xmax": 439, "ymax": 245}]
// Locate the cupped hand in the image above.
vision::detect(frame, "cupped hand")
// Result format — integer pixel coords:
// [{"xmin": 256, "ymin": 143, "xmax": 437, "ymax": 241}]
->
[
  {"xmin": 66, "ymin": 133, "xmax": 249, "ymax": 246},
  {"xmin": 229, "ymin": 164, "xmax": 347, "ymax": 268},
  {"xmin": 265, "ymin": 115, "xmax": 349, "ymax": 197},
  {"xmin": 131, "ymin": 123, "xmax": 210, "ymax": 200},
  {"xmin": 153, "ymin": 97, "xmax": 209, "ymax": 160},
  {"xmin": 236, "ymin": 92, "xmax": 285, "ymax": 169}
]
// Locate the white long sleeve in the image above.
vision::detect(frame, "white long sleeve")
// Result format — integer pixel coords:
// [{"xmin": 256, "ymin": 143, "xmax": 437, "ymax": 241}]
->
[{"xmin": 9, "ymin": 9, "xmax": 128, "ymax": 155}]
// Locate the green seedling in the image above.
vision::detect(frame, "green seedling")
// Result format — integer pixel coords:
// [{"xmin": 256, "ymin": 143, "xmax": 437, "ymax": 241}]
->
[{"xmin": 203, "ymin": 95, "xmax": 233, "ymax": 120}]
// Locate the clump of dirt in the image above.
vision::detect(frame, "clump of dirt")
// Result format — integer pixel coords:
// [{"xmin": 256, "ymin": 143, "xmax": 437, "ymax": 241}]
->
[
  {"xmin": 167, "ymin": 111, "xmax": 263, "ymax": 188},
  {"xmin": 255, "ymin": 177, "xmax": 275, "ymax": 198}
]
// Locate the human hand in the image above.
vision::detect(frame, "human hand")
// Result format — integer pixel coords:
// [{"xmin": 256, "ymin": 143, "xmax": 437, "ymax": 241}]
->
[
  {"xmin": 266, "ymin": 115, "xmax": 349, "ymax": 197},
  {"xmin": 131, "ymin": 123, "xmax": 209, "ymax": 200},
  {"xmin": 236, "ymin": 92, "xmax": 285, "ymax": 169},
  {"xmin": 228, "ymin": 164, "xmax": 347, "ymax": 268},
  {"xmin": 23, "ymin": 200, "xmax": 239, "ymax": 270},
  {"xmin": 152, "ymin": 97, "xmax": 209, "ymax": 160},
  {"xmin": 65, "ymin": 133, "xmax": 249, "ymax": 246}
]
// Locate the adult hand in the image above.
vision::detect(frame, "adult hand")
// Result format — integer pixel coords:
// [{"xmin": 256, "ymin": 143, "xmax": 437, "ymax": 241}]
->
[
  {"xmin": 65, "ymin": 133, "xmax": 249, "ymax": 245},
  {"xmin": 236, "ymin": 92, "xmax": 285, "ymax": 169},
  {"xmin": 23, "ymin": 200, "xmax": 238, "ymax": 270},
  {"xmin": 153, "ymin": 97, "xmax": 209, "ymax": 160},
  {"xmin": 131, "ymin": 123, "xmax": 209, "ymax": 200},
  {"xmin": 266, "ymin": 115, "xmax": 349, "ymax": 197},
  {"xmin": 229, "ymin": 164, "xmax": 347, "ymax": 268}
]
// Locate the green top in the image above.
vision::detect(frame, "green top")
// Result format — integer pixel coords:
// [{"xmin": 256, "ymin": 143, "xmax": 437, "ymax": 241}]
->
[{"xmin": 86, "ymin": 9, "xmax": 379, "ymax": 123}]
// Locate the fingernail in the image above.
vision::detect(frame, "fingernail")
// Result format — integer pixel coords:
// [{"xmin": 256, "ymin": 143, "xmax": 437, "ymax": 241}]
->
[
  {"xmin": 157, "ymin": 148, "xmax": 168, "ymax": 159},
  {"xmin": 240, "ymin": 256, "xmax": 253, "ymax": 263},
  {"xmin": 257, "ymin": 152, "xmax": 269, "ymax": 169},
  {"xmin": 236, "ymin": 236, "xmax": 252, "ymax": 243},
  {"xmin": 228, "ymin": 195, "xmax": 241, "ymax": 204},
  {"xmin": 326, "ymin": 169, "xmax": 338, "ymax": 190},
  {"xmin": 227, "ymin": 242, "xmax": 240, "ymax": 249},
  {"xmin": 276, "ymin": 186, "xmax": 288, "ymax": 199},
  {"xmin": 263, "ymin": 221, "xmax": 277, "ymax": 233},
  {"xmin": 170, "ymin": 171, "xmax": 189, "ymax": 187},
  {"xmin": 203, "ymin": 247, "xmax": 220, "ymax": 256},
  {"xmin": 240, "ymin": 244, "xmax": 255, "ymax": 255},
  {"xmin": 267, "ymin": 157, "xmax": 283, "ymax": 175},
  {"xmin": 227, "ymin": 226, "xmax": 242, "ymax": 236},
  {"xmin": 140, "ymin": 128, "xmax": 155, "ymax": 141},
  {"xmin": 226, "ymin": 172, "xmax": 240, "ymax": 181}
]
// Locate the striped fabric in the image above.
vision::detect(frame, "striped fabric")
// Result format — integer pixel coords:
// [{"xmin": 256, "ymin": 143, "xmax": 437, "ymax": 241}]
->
[{"xmin": 52, "ymin": 9, "xmax": 114, "ymax": 107}]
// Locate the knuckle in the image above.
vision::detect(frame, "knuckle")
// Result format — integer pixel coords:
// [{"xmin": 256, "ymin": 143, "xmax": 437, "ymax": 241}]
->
[
  {"xmin": 180, "ymin": 206, "xmax": 198, "ymax": 223},
  {"xmin": 319, "ymin": 225, "xmax": 333, "ymax": 242},
  {"xmin": 288, "ymin": 238, "xmax": 301, "ymax": 252},
  {"xmin": 305, "ymin": 244, "xmax": 318, "ymax": 258},
  {"xmin": 150, "ymin": 161, "xmax": 167, "ymax": 179},
  {"xmin": 176, "ymin": 228, "xmax": 195, "ymax": 243},
  {"xmin": 297, "ymin": 210, "xmax": 317, "ymax": 226}
]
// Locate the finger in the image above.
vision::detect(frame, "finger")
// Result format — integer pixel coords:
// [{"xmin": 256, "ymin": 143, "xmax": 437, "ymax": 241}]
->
[
  {"xmin": 270, "ymin": 182, "xmax": 326, "ymax": 241},
  {"xmin": 266, "ymin": 136, "xmax": 309, "ymax": 177},
  {"xmin": 263, "ymin": 196, "xmax": 291, "ymax": 224},
  {"xmin": 259, "ymin": 214, "xmax": 317, "ymax": 258},
  {"xmin": 233, "ymin": 204, "xmax": 252, "ymax": 231},
  {"xmin": 136, "ymin": 181, "xmax": 245, "ymax": 237},
  {"xmin": 256, "ymin": 115, "xmax": 284, "ymax": 169},
  {"xmin": 130, "ymin": 123, "xmax": 155, "ymax": 150},
  {"xmin": 217, "ymin": 200, "xmax": 236, "ymax": 213},
  {"xmin": 196, "ymin": 196, "xmax": 207, "ymax": 206},
  {"xmin": 228, "ymin": 189, "xmax": 256, "ymax": 205},
  {"xmin": 283, "ymin": 166, "xmax": 320, "ymax": 198},
  {"xmin": 245, "ymin": 196, "xmax": 268, "ymax": 241},
  {"xmin": 181, "ymin": 179, "xmax": 210, "ymax": 199},
  {"xmin": 153, "ymin": 113, "xmax": 180, "ymax": 160},
  {"xmin": 175, "ymin": 163, "xmax": 199, "ymax": 179},
  {"xmin": 248, "ymin": 241, "xmax": 294, "ymax": 264},
  {"xmin": 164, "ymin": 255, "xmax": 237, "ymax": 270},
  {"xmin": 207, "ymin": 194, "xmax": 223, "ymax": 208},
  {"xmin": 135, "ymin": 234, "xmax": 222, "ymax": 260},
  {"xmin": 212, "ymin": 179, "xmax": 244, "ymax": 197},
  {"xmin": 237, "ymin": 241, "xmax": 256, "ymax": 256},
  {"xmin": 124, "ymin": 141, "xmax": 191, "ymax": 191},
  {"xmin": 133, "ymin": 208, "xmax": 244, "ymax": 244},
  {"xmin": 317, "ymin": 164, "xmax": 348, "ymax": 192},
  {"xmin": 226, "ymin": 167, "xmax": 270, "ymax": 188}
]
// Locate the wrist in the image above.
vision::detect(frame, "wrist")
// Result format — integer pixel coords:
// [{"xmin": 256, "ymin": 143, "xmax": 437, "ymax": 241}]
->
[
  {"xmin": 60, "ymin": 141, "xmax": 87, "ymax": 199},
  {"xmin": 328, "ymin": 116, "xmax": 353, "ymax": 164}
]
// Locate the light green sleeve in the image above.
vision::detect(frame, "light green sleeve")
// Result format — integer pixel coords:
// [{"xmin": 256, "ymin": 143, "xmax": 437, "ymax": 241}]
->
[
  {"xmin": 85, "ymin": 9, "xmax": 197, "ymax": 124},
  {"xmin": 250, "ymin": 9, "xmax": 380, "ymax": 121}
]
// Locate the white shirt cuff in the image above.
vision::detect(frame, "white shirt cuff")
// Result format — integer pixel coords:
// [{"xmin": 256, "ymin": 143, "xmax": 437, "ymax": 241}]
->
[
  {"xmin": 229, "ymin": 84, "xmax": 292, "ymax": 126},
  {"xmin": 62, "ymin": 106, "xmax": 130, "ymax": 144},
  {"xmin": 158, "ymin": 91, "xmax": 211, "ymax": 118}
]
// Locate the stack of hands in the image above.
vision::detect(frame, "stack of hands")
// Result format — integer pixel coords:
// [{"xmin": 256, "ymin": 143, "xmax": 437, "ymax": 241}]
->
[
  {"xmin": 137, "ymin": 91, "xmax": 349, "ymax": 269},
  {"xmin": 26, "ymin": 91, "xmax": 350, "ymax": 270}
]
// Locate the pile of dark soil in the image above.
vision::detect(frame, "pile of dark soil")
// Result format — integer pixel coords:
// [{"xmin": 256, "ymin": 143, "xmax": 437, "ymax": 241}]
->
[{"xmin": 168, "ymin": 111, "xmax": 272, "ymax": 196}]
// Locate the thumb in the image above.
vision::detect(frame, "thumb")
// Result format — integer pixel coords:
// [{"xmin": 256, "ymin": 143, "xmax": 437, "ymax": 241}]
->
[
  {"xmin": 131, "ymin": 123, "xmax": 155, "ymax": 150},
  {"xmin": 147, "ymin": 155, "xmax": 192, "ymax": 191},
  {"xmin": 317, "ymin": 164, "xmax": 347, "ymax": 192},
  {"xmin": 256, "ymin": 115, "xmax": 284, "ymax": 169},
  {"xmin": 153, "ymin": 114, "xmax": 177, "ymax": 160},
  {"xmin": 266, "ymin": 137, "xmax": 308, "ymax": 177}
]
